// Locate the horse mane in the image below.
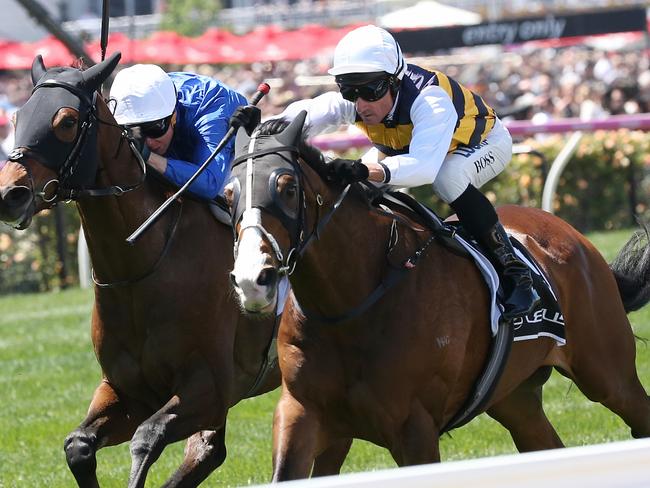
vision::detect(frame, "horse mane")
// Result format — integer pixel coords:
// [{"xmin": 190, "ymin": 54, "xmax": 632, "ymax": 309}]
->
[
  {"xmin": 71, "ymin": 58, "xmax": 88, "ymax": 70},
  {"xmin": 257, "ymin": 118, "xmax": 332, "ymax": 181}
]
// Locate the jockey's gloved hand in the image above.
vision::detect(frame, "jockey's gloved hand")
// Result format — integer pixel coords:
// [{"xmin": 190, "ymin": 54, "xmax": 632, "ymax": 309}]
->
[
  {"xmin": 230, "ymin": 105, "xmax": 261, "ymax": 135},
  {"xmin": 126, "ymin": 126, "xmax": 151, "ymax": 163},
  {"xmin": 327, "ymin": 158, "xmax": 369, "ymax": 183}
]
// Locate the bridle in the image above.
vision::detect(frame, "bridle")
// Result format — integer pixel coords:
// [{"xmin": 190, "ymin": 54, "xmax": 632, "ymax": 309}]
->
[
  {"xmin": 230, "ymin": 131, "xmax": 351, "ymax": 277},
  {"xmin": 8, "ymin": 79, "xmax": 147, "ymax": 204},
  {"xmin": 6, "ymin": 76, "xmax": 185, "ymax": 289},
  {"xmin": 230, "ymin": 125, "xmax": 432, "ymax": 325}
]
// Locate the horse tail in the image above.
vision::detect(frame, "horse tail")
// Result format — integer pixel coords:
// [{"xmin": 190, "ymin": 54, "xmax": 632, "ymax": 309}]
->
[{"xmin": 610, "ymin": 222, "xmax": 650, "ymax": 313}]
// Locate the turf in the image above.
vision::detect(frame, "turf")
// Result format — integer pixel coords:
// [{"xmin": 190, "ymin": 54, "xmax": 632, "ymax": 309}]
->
[{"xmin": 0, "ymin": 228, "xmax": 648, "ymax": 487}]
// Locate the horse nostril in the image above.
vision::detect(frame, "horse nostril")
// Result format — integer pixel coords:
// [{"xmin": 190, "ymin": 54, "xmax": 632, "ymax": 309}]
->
[
  {"xmin": 2, "ymin": 186, "xmax": 31, "ymax": 208},
  {"xmin": 257, "ymin": 267, "xmax": 277, "ymax": 287},
  {"xmin": 229, "ymin": 272, "xmax": 239, "ymax": 289}
]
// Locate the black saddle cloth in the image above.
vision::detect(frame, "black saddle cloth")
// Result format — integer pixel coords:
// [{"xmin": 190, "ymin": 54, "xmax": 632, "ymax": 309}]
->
[{"xmin": 371, "ymin": 187, "xmax": 565, "ymax": 343}]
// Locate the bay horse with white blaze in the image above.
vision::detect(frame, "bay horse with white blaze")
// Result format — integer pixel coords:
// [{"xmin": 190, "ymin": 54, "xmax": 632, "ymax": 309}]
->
[
  {"xmin": 0, "ymin": 54, "xmax": 350, "ymax": 487},
  {"xmin": 228, "ymin": 113, "xmax": 650, "ymax": 480}
]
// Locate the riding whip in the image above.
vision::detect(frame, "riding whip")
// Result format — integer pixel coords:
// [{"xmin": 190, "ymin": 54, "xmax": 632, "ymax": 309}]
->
[
  {"xmin": 100, "ymin": 0, "xmax": 110, "ymax": 61},
  {"xmin": 126, "ymin": 82, "xmax": 271, "ymax": 245}
]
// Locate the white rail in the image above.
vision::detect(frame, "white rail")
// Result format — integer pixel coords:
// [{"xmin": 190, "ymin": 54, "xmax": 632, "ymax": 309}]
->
[{"xmin": 248, "ymin": 438, "xmax": 650, "ymax": 488}]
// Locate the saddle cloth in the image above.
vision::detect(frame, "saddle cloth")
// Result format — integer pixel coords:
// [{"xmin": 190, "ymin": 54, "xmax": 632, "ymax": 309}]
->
[
  {"xmin": 455, "ymin": 231, "xmax": 565, "ymax": 345},
  {"xmin": 376, "ymin": 189, "xmax": 566, "ymax": 345}
]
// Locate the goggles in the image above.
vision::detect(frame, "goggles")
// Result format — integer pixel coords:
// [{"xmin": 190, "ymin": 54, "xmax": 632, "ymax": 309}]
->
[
  {"xmin": 129, "ymin": 114, "xmax": 172, "ymax": 139},
  {"xmin": 337, "ymin": 76, "xmax": 391, "ymax": 103}
]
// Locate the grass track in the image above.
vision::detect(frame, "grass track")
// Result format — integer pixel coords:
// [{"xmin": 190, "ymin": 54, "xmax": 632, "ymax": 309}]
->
[{"xmin": 0, "ymin": 228, "xmax": 648, "ymax": 486}]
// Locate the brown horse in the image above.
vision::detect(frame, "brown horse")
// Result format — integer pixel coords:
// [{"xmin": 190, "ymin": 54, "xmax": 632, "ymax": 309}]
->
[
  {"xmin": 227, "ymin": 113, "xmax": 650, "ymax": 481},
  {"xmin": 0, "ymin": 54, "xmax": 353, "ymax": 487}
]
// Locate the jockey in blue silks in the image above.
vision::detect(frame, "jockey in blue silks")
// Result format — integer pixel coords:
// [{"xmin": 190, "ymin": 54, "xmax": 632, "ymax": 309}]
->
[{"xmin": 110, "ymin": 65, "xmax": 259, "ymax": 200}]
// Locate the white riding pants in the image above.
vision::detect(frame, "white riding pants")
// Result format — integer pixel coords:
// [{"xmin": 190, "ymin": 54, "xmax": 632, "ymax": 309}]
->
[{"xmin": 432, "ymin": 118, "xmax": 513, "ymax": 203}]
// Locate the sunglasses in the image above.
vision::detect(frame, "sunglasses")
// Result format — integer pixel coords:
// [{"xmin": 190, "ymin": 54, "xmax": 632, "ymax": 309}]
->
[
  {"xmin": 130, "ymin": 115, "xmax": 172, "ymax": 139},
  {"xmin": 338, "ymin": 77, "xmax": 391, "ymax": 103}
]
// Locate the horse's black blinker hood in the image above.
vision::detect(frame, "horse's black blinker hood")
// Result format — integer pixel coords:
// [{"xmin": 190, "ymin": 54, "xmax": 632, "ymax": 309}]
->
[
  {"xmin": 230, "ymin": 112, "xmax": 307, "ymax": 242},
  {"xmin": 11, "ymin": 52, "xmax": 120, "ymax": 190}
]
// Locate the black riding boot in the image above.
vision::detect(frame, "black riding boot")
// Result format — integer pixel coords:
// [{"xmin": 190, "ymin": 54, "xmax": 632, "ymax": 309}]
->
[
  {"xmin": 479, "ymin": 222, "xmax": 540, "ymax": 320},
  {"xmin": 450, "ymin": 184, "xmax": 539, "ymax": 321}
]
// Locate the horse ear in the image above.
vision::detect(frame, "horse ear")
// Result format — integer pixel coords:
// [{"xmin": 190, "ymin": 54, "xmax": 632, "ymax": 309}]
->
[
  {"xmin": 83, "ymin": 52, "xmax": 122, "ymax": 91},
  {"xmin": 277, "ymin": 110, "xmax": 307, "ymax": 147},
  {"xmin": 31, "ymin": 55, "xmax": 46, "ymax": 86}
]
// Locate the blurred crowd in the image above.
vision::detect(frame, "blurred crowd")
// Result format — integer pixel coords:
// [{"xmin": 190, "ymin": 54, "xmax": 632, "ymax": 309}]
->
[{"xmin": 1, "ymin": 41, "xmax": 649, "ymax": 160}]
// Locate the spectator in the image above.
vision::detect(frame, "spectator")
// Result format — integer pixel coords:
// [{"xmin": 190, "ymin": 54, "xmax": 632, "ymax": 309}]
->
[
  {"xmin": 0, "ymin": 113, "xmax": 11, "ymax": 161},
  {"xmin": 1, "ymin": 41, "xmax": 649, "ymax": 139}
]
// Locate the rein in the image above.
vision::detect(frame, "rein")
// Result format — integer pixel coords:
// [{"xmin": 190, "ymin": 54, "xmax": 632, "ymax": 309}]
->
[
  {"xmin": 234, "ymin": 136, "xmax": 434, "ymax": 324},
  {"xmin": 74, "ymin": 134, "xmax": 148, "ymax": 199},
  {"xmin": 91, "ymin": 198, "xmax": 184, "ymax": 288},
  {"xmin": 14, "ymin": 77, "xmax": 180, "ymax": 288},
  {"xmin": 295, "ymin": 208, "xmax": 436, "ymax": 325},
  {"xmin": 233, "ymin": 133, "xmax": 353, "ymax": 276}
]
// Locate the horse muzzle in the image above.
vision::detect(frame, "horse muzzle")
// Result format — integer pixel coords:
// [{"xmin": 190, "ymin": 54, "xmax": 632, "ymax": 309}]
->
[
  {"xmin": 0, "ymin": 162, "xmax": 36, "ymax": 229},
  {"xmin": 230, "ymin": 265, "xmax": 279, "ymax": 315}
]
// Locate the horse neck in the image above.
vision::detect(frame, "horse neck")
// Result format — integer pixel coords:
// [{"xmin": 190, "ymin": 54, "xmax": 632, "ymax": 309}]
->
[
  {"xmin": 76, "ymin": 99, "xmax": 168, "ymax": 281},
  {"xmin": 290, "ymin": 187, "xmax": 395, "ymax": 314}
]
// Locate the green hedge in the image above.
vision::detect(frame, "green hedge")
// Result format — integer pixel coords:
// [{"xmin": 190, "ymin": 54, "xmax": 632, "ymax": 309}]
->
[
  {"xmin": 0, "ymin": 204, "xmax": 80, "ymax": 295},
  {"xmin": 409, "ymin": 129, "xmax": 650, "ymax": 232}
]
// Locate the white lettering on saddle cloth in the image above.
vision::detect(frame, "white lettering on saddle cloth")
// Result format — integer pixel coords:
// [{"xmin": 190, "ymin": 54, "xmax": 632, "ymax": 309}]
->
[
  {"xmin": 513, "ymin": 308, "xmax": 564, "ymax": 327},
  {"xmin": 512, "ymin": 307, "xmax": 566, "ymax": 345},
  {"xmin": 418, "ymin": 205, "xmax": 566, "ymax": 345}
]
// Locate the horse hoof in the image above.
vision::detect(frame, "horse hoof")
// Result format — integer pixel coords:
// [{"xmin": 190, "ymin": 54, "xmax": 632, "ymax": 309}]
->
[{"xmin": 64, "ymin": 431, "xmax": 98, "ymax": 473}]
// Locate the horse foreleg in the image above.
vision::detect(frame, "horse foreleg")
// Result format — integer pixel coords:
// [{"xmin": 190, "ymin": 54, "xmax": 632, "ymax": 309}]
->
[
  {"xmin": 311, "ymin": 438, "xmax": 353, "ymax": 477},
  {"xmin": 272, "ymin": 392, "xmax": 322, "ymax": 481},
  {"xmin": 160, "ymin": 428, "xmax": 227, "ymax": 488},
  {"xmin": 64, "ymin": 380, "xmax": 146, "ymax": 488},
  {"xmin": 486, "ymin": 368, "xmax": 564, "ymax": 451},
  {"xmin": 127, "ymin": 383, "xmax": 226, "ymax": 488}
]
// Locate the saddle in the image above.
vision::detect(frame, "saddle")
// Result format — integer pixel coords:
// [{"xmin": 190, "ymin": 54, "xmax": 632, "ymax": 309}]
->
[{"xmin": 363, "ymin": 184, "xmax": 565, "ymax": 431}]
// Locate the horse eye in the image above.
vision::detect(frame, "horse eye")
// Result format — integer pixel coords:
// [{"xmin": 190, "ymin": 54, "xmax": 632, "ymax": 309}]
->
[
  {"xmin": 61, "ymin": 116, "xmax": 77, "ymax": 129},
  {"xmin": 285, "ymin": 183, "xmax": 297, "ymax": 198}
]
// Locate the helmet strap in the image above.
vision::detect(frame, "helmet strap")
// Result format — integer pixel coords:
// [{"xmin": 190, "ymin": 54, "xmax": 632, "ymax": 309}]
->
[{"xmin": 388, "ymin": 75, "xmax": 400, "ymax": 98}]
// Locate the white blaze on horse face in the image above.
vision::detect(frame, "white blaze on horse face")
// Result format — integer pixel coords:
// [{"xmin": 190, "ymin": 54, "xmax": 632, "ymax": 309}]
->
[{"xmin": 232, "ymin": 208, "xmax": 277, "ymax": 313}]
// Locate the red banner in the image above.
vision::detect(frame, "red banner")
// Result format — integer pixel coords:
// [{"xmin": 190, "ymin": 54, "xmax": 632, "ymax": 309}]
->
[{"xmin": 0, "ymin": 24, "xmax": 362, "ymax": 69}]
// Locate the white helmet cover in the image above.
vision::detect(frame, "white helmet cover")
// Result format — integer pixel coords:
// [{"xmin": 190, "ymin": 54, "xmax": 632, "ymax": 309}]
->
[
  {"xmin": 110, "ymin": 64, "xmax": 177, "ymax": 125},
  {"xmin": 329, "ymin": 25, "xmax": 406, "ymax": 79}
]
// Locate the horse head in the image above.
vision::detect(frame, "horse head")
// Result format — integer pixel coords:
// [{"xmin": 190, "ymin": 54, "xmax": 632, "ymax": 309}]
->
[
  {"xmin": 0, "ymin": 52, "xmax": 120, "ymax": 229},
  {"xmin": 227, "ymin": 111, "xmax": 336, "ymax": 313}
]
